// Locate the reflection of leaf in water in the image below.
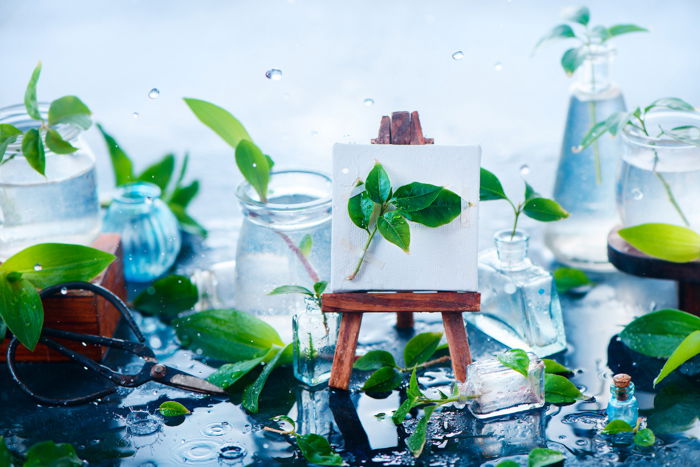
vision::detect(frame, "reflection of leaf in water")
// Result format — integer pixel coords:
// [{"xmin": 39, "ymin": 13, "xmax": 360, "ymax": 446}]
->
[{"xmin": 644, "ymin": 379, "xmax": 700, "ymax": 434}]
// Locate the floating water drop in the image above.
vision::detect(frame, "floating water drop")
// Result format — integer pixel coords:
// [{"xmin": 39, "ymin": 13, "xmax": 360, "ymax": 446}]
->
[
  {"xmin": 265, "ymin": 68, "xmax": 283, "ymax": 80},
  {"xmin": 631, "ymin": 188, "xmax": 644, "ymax": 200},
  {"xmin": 147, "ymin": 88, "xmax": 160, "ymax": 99},
  {"xmin": 504, "ymin": 283, "xmax": 517, "ymax": 295},
  {"xmin": 363, "ymin": 98, "xmax": 375, "ymax": 107},
  {"xmin": 132, "ymin": 112, "xmax": 140, "ymax": 119},
  {"xmin": 341, "ymin": 168, "xmax": 349, "ymax": 175},
  {"xmin": 33, "ymin": 264, "xmax": 42, "ymax": 271},
  {"xmin": 60, "ymin": 287, "xmax": 68, "ymax": 295},
  {"xmin": 519, "ymin": 164, "xmax": 530, "ymax": 176},
  {"xmin": 219, "ymin": 444, "xmax": 246, "ymax": 461},
  {"xmin": 451, "ymin": 51, "xmax": 464, "ymax": 61},
  {"xmin": 494, "ymin": 61, "xmax": 503, "ymax": 71},
  {"xmin": 203, "ymin": 422, "xmax": 232, "ymax": 436}
]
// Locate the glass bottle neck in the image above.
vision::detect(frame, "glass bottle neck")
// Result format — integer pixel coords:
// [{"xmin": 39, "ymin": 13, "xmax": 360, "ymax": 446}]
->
[
  {"xmin": 494, "ymin": 229, "xmax": 529, "ymax": 269},
  {"xmin": 610, "ymin": 382, "xmax": 635, "ymax": 401},
  {"xmin": 573, "ymin": 44, "xmax": 616, "ymax": 96}
]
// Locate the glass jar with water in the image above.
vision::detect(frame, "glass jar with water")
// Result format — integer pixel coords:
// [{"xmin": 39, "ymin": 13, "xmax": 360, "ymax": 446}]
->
[{"xmin": 0, "ymin": 104, "xmax": 100, "ymax": 259}]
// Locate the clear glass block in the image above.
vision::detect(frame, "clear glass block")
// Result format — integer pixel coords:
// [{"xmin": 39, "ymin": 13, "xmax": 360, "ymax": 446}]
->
[
  {"xmin": 292, "ymin": 297, "xmax": 340, "ymax": 387},
  {"xmin": 545, "ymin": 44, "xmax": 626, "ymax": 272},
  {"xmin": 0, "ymin": 104, "xmax": 101, "ymax": 259},
  {"xmin": 295, "ymin": 387, "xmax": 334, "ymax": 437},
  {"xmin": 468, "ymin": 229, "xmax": 566, "ymax": 357},
  {"xmin": 102, "ymin": 182, "xmax": 181, "ymax": 282},
  {"xmin": 459, "ymin": 352, "xmax": 545, "ymax": 419},
  {"xmin": 467, "ymin": 409, "xmax": 546, "ymax": 459}
]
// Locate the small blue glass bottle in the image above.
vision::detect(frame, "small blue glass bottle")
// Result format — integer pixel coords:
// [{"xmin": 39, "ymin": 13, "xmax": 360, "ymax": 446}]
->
[
  {"xmin": 103, "ymin": 182, "xmax": 181, "ymax": 282},
  {"xmin": 607, "ymin": 373, "xmax": 638, "ymax": 426}
]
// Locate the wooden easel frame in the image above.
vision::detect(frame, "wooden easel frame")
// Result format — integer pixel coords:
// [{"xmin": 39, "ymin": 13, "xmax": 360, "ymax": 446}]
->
[{"xmin": 322, "ymin": 112, "xmax": 481, "ymax": 390}]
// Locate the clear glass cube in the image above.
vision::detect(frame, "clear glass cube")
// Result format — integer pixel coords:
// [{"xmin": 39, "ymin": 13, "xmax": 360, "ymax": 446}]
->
[
  {"xmin": 467, "ymin": 409, "xmax": 546, "ymax": 459},
  {"xmin": 292, "ymin": 298, "xmax": 340, "ymax": 387}
]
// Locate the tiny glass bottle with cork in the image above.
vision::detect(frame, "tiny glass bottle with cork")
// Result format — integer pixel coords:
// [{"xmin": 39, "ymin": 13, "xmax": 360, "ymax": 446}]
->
[{"xmin": 607, "ymin": 373, "xmax": 638, "ymax": 426}]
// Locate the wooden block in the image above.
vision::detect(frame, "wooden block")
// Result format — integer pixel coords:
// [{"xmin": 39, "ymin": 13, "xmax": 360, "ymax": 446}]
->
[
  {"xmin": 390, "ymin": 111, "xmax": 411, "ymax": 144},
  {"xmin": 371, "ymin": 116, "xmax": 392, "ymax": 144},
  {"xmin": 0, "ymin": 234, "xmax": 126, "ymax": 362},
  {"xmin": 441, "ymin": 311, "xmax": 471, "ymax": 382},
  {"xmin": 329, "ymin": 313, "xmax": 363, "ymax": 390},
  {"xmin": 395, "ymin": 312, "xmax": 414, "ymax": 329},
  {"xmin": 322, "ymin": 292, "xmax": 480, "ymax": 313}
]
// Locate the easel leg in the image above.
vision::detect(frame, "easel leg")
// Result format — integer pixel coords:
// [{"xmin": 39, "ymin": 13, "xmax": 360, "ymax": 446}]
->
[
  {"xmin": 396, "ymin": 312, "xmax": 414, "ymax": 329},
  {"xmin": 329, "ymin": 312, "xmax": 363, "ymax": 390},
  {"xmin": 441, "ymin": 312, "xmax": 471, "ymax": 383},
  {"xmin": 679, "ymin": 282, "xmax": 700, "ymax": 317}
]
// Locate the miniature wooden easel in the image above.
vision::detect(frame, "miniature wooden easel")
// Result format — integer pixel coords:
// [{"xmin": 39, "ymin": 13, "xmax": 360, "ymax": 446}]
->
[{"xmin": 322, "ymin": 111, "xmax": 481, "ymax": 390}]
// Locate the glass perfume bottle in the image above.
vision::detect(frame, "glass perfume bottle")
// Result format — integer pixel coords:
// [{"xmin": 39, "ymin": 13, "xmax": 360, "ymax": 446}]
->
[
  {"xmin": 292, "ymin": 297, "xmax": 340, "ymax": 387},
  {"xmin": 545, "ymin": 43, "xmax": 627, "ymax": 272},
  {"xmin": 468, "ymin": 229, "xmax": 566, "ymax": 357},
  {"xmin": 606, "ymin": 373, "xmax": 638, "ymax": 426},
  {"xmin": 102, "ymin": 182, "xmax": 181, "ymax": 282}
]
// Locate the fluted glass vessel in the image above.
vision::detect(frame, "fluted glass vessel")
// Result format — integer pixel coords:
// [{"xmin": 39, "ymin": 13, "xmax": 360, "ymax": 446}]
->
[
  {"xmin": 293, "ymin": 297, "xmax": 340, "ymax": 387},
  {"xmin": 103, "ymin": 182, "xmax": 181, "ymax": 282}
]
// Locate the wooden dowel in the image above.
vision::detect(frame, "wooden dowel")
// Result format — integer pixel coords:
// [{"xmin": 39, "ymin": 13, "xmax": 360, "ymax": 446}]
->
[
  {"xmin": 441, "ymin": 312, "xmax": 471, "ymax": 382},
  {"xmin": 329, "ymin": 313, "xmax": 364, "ymax": 390}
]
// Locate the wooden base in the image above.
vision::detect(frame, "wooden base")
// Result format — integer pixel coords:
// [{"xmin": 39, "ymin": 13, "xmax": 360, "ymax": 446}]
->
[
  {"xmin": 322, "ymin": 291, "xmax": 480, "ymax": 390},
  {"xmin": 608, "ymin": 227, "xmax": 700, "ymax": 316},
  {"xmin": 0, "ymin": 234, "xmax": 126, "ymax": 362}
]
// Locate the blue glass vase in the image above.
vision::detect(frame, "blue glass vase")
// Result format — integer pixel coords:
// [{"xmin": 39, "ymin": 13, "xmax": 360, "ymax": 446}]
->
[{"xmin": 103, "ymin": 182, "xmax": 181, "ymax": 282}]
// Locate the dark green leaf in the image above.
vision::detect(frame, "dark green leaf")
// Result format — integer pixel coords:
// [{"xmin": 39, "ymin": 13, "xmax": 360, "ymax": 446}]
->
[
  {"xmin": 313, "ymin": 281, "xmax": 327, "ymax": 297},
  {"xmin": 496, "ymin": 461, "xmax": 520, "ymax": 467},
  {"xmin": 348, "ymin": 185, "xmax": 374, "ymax": 231},
  {"xmin": 0, "ymin": 316, "xmax": 6, "ymax": 346},
  {"xmin": 654, "ymin": 330, "xmax": 700, "ymax": 386},
  {"xmin": 0, "ymin": 124, "xmax": 22, "ymax": 160},
  {"xmin": 0, "ymin": 274, "xmax": 42, "ymax": 351},
  {"xmin": 404, "ymin": 332, "xmax": 442, "ymax": 368},
  {"xmin": 535, "ymin": 24, "xmax": 576, "ymax": 49},
  {"xmin": 0, "ymin": 436, "xmax": 11, "ymax": 467},
  {"xmin": 378, "ymin": 211, "xmax": 410, "ymax": 252},
  {"xmin": 173, "ymin": 309, "xmax": 284, "ymax": 361},
  {"xmin": 524, "ymin": 182, "xmax": 538, "ymax": 201},
  {"xmin": 236, "ymin": 139, "xmax": 271, "ymax": 202},
  {"xmin": 407, "ymin": 368, "xmax": 424, "ymax": 399},
  {"xmin": 169, "ymin": 180, "xmax": 200, "ymax": 209},
  {"xmin": 523, "ymin": 197, "xmax": 569, "ymax": 222},
  {"xmin": 365, "ymin": 163, "xmax": 391, "ymax": 204},
  {"xmin": 268, "ymin": 285, "xmax": 314, "ymax": 297},
  {"xmin": 527, "ymin": 447, "xmax": 565, "ymax": 467},
  {"xmin": 561, "ymin": 47, "xmax": 586, "ymax": 75},
  {"xmin": 0, "ymin": 243, "xmax": 115, "ymax": 289},
  {"xmin": 645, "ymin": 97, "xmax": 695, "ymax": 113},
  {"xmin": 480, "ymin": 168, "xmax": 508, "ymax": 201},
  {"xmin": 361, "ymin": 366, "xmax": 402, "ymax": 392},
  {"xmin": 392, "ymin": 182, "xmax": 443, "ymax": 212},
  {"xmin": 24, "ymin": 62, "xmax": 42, "ymax": 121},
  {"xmin": 24, "ymin": 441, "xmax": 83, "ymax": 467},
  {"xmin": 295, "ymin": 433, "xmax": 344, "ymax": 466},
  {"xmin": 400, "ymin": 188, "xmax": 461, "ymax": 227},
  {"xmin": 545, "ymin": 374, "xmax": 584, "ymax": 403},
  {"xmin": 21, "ymin": 128, "xmax": 46, "ymax": 175},
  {"xmin": 602, "ymin": 419, "xmax": 635, "ymax": 434},
  {"xmin": 158, "ymin": 401, "xmax": 190, "ymax": 417},
  {"xmin": 392, "ymin": 395, "xmax": 419, "ymax": 425},
  {"xmin": 48, "ymin": 96, "xmax": 92, "ymax": 129},
  {"xmin": 242, "ymin": 344, "xmax": 291, "ymax": 413},
  {"xmin": 97, "ymin": 123, "xmax": 134, "ymax": 186},
  {"xmin": 207, "ymin": 353, "xmax": 269, "ymax": 389},
  {"xmin": 542, "ymin": 359, "xmax": 573, "ymax": 375},
  {"xmin": 565, "ymin": 6, "xmax": 589, "ymax": 26},
  {"xmin": 553, "ymin": 267, "xmax": 592, "ymax": 293},
  {"xmin": 634, "ymin": 428, "xmax": 656, "ymax": 447},
  {"xmin": 184, "ymin": 98, "xmax": 252, "ymax": 149},
  {"xmin": 497, "ymin": 349, "xmax": 530, "ymax": 377},
  {"xmin": 646, "ymin": 380, "xmax": 700, "ymax": 434},
  {"xmin": 133, "ymin": 274, "xmax": 198, "ymax": 318},
  {"xmin": 619, "ymin": 223, "xmax": 700, "ymax": 263},
  {"xmin": 45, "ymin": 128, "xmax": 78, "ymax": 154},
  {"xmin": 620, "ymin": 309, "xmax": 700, "ymax": 358},
  {"xmin": 137, "ymin": 153, "xmax": 176, "ymax": 192},
  {"xmin": 607, "ymin": 24, "xmax": 649, "ymax": 39},
  {"xmin": 406, "ymin": 405, "xmax": 436, "ymax": 457},
  {"xmin": 299, "ymin": 234, "xmax": 313, "ymax": 257},
  {"xmin": 354, "ymin": 350, "xmax": 397, "ymax": 371}
]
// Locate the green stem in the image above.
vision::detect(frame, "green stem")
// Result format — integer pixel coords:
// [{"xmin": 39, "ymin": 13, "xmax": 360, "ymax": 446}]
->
[
  {"xmin": 507, "ymin": 199, "xmax": 521, "ymax": 239},
  {"xmin": 347, "ymin": 226, "xmax": 377, "ymax": 281},
  {"xmin": 588, "ymin": 100, "xmax": 602, "ymax": 184}
]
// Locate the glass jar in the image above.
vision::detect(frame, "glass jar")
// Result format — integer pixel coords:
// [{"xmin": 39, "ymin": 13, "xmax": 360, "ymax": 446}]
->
[
  {"xmin": 0, "ymin": 103, "xmax": 100, "ymax": 259},
  {"xmin": 468, "ymin": 229, "xmax": 566, "ymax": 357},
  {"xmin": 618, "ymin": 110, "xmax": 700, "ymax": 230},
  {"xmin": 234, "ymin": 170, "xmax": 332, "ymax": 339},
  {"xmin": 293, "ymin": 297, "xmax": 340, "ymax": 387},
  {"xmin": 102, "ymin": 182, "xmax": 181, "ymax": 282},
  {"xmin": 545, "ymin": 44, "xmax": 627, "ymax": 272}
]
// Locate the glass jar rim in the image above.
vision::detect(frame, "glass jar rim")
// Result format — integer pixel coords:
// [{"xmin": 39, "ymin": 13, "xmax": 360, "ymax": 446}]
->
[
  {"xmin": 113, "ymin": 181, "xmax": 162, "ymax": 204},
  {"xmin": 622, "ymin": 109, "xmax": 700, "ymax": 150},
  {"xmin": 494, "ymin": 228, "xmax": 529, "ymax": 243},
  {"xmin": 235, "ymin": 169, "xmax": 332, "ymax": 212},
  {"xmin": 0, "ymin": 102, "xmax": 83, "ymax": 150}
]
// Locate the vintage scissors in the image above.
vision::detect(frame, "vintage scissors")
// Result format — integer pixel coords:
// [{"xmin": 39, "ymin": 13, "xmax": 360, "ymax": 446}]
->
[{"xmin": 6, "ymin": 281, "xmax": 225, "ymax": 406}]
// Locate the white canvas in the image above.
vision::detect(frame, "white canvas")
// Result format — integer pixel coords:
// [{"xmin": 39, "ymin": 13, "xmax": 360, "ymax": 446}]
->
[{"xmin": 331, "ymin": 143, "xmax": 480, "ymax": 292}]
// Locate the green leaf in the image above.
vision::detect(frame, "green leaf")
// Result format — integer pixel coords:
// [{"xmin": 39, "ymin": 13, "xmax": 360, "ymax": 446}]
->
[
  {"xmin": 479, "ymin": 168, "xmax": 508, "ymax": 201},
  {"xmin": 561, "ymin": 47, "xmax": 586, "ymax": 75},
  {"xmin": 544, "ymin": 373, "xmax": 584, "ymax": 404},
  {"xmin": 542, "ymin": 359, "xmax": 573, "ymax": 375},
  {"xmin": 523, "ymin": 197, "xmax": 569, "ymax": 222},
  {"xmin": 299, "ymin": 234, "xmax": 313, "ymax": 257},
  {"xmin": 348, "ymin": 187, "xmax": 375, "ymax": 231},
  {"xmin": 607, "ymin": 24, "xmax": 649, "ymax": 39},
  {"xmin": 97, "ymin": 123, "xmax": 134, "ymax": 186},
  {"xmin": 133, "ymin": 274, "xmax": 199, "ymax": 318},
  {"xmin": 158, "ymin": 401, "xmax": 190, "ymax": 417},
  {"xmin": 207, "ymin": 353, "xmax": 269, "ymax": 389},
  {"xmin": 236, "ymin": 139, "xmax": 271, "ymax": 202},
  {"xmin": 354, "ymin": 350, "xmax": 397, "ymax": 371},
  {"xmin": 378, "ymin": 211, "xmax": 410, "ymax": 252},
  {"xmin": 553, "ymin": 267, "xmax": 592, "ymax": 294},
  {"xmin": 295, "ymin": 433, "xmax": 344, "ymax": 466},
  {"xmin": 168, "ymin": 203, "xmax": 208, "ymax": 237},
  {"xmin": 602, "ymin": 419, "xmax": 634, "ymax": 434},
  {"xmin": 646, "ymin": 380, "xmax": 700, "ymax": 434},
  {"xmin": 271, "ymin": 414, "xmax": 296, "ymax": 431},
  {"xmin": 404, "ymin": 332, "xmax": 442, "ymax": 368},
  {"xmin": 407, "ymin": 367, "xmax": 424, "ymax": 399},
  {"xmin": 497, "ymin": 349, "xmax": 530, "ymax": 378},
  {"xmin": 365, "ymin": 163, "xmax": 391, "ymax": 204},
  {"xmin": 527, "ymin": 447, "xmax": 565, "ymax": 467},
  {"xmin": 21, "ymin": 128, "xmax": 46, "ymax": 175},
  {"xmin": 620, "ymin": 308, "xmax": 700, "ymax": 358},
  {"xmin": 400, "ymin": 188, "xmax": 461, "ymax": 228},
  {"xmin": 392, "ymin": 182, "xmax": 443, "ymax": 212},
  {"xmin": 361, "ymin": 366, "xmax": 402, "ymax": 392},
  {"xmin": 392, "ymin": 396, "xmax": 418, "ymax": 425},
  {"xmin": 496, "ymin": 461, "xmax": 520, "ymax": 467},
  {"xmin": 45, "ymin": 128, "xmax": 78, "ymax": 154},
  {"xmin": 578, "ymin": 111, "xmax": 628, "ymax": 151},
  {"xmin": 524, "ymin": 182, "xmax": 538, "ymax": 201},
  {"xmin": 0, "ymin": 275, "xmax": 42, "ymax": 351},
  {"xmin": 268, "ymin": 285, "xmax": 314, "ymax": 297},
  {"xmin": 137, "ymin": 153, "xmax": 176, "ymax": 192},
  {"xmin": 565, "ymin": 6, "xmax": 589, "ymax": 26},
  {"xmin": 0, "ymin": 436, "xmax": 12, "ymax": 467},
  {"xmin": 0, "ymin": 243, "xmax": 115, "ymax": 290},
  {"xmin": 619, "ymin": 223, "xmax": 700, "ymax": 263},
  {"xmin": 48, "ymin": 96, "xmax": 92, "ymax": 129},
  {"xmin": 645, "ymin": 97, "xmax": 695, "ymax": 113},
  {"xmin": 24, "ymin": 61, "xmax": 42, "ymax": 121},
  {"xmin": 24, "ymin": 441, "xmax": 83, "ymax": 467},
  {"xmin": 173, "ymin": 309, "xmax": 284, "ymax": 361},
  {"xmin": 535, "ymin": 24, "xmax": 576, "ymax": 49},
  {"xmin": 313, "ymin": 281, "xmax": 327, "ymax": 297},
  {"xmin": 183, "ymin": 98, "xmax": 252, "ymax": 148},
  {"xmin": 0, "ymin": 124, "xmax": 22, "ymax": 160},
  {"xmin": 654, "ymin": 330, "xmax": 700, "ymax": 386},
  {"xmin": 0, "ymin": 316, "xmax": 6, "ymax": 347},
  {"xmin": 169, "ymin": 180, "xmax": 200, "ymax": 209},
  {"xmin": 590, "ymin": 25, "xmax": 612, "ymax": 42},
  {"xmin": 406, "ymin": 405, "xmax": 436, "ymax": 458},
  {"xmin": 634, "ymin": 428, "xmax": 656, "ymax": 447},
  {"xmin": 242, "ymin": 344, "xmax": 291, "ymax": 413}
]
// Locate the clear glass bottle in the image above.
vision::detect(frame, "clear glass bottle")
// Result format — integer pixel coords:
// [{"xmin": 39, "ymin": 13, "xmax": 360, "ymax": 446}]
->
[
  {"xmin": 293, "ymin": 297, "xmax": 340, "ymax": 387},
  {"xmin": 296, "ymin": 386, "xmax": 334, "ymax": 437},
  {"xmin": 234, "ymin": 170, "xmax": 331, "ymax": 339},
  {"xmin": 468, "ymin": 229, "xmax": 566, "ymax": 357},
  {"xmin": 618, "ymin": 110, "xmax": 700, "ymax": 230},
  {"xmin": 0, "ymin": 103, "xmax": 101, "ymax": 259},
  {"xmin": 466, "ymin": 409, "xmax": 546, "ymax": 460},
  {"xmin": 606, "ymin": 373, "xmax": 638, "ymax": 426},
  {"xmin": 102, "ymin": 182, "xmax": 181, "ymax": 282},
  {"xmin": 545, "ymin": 44, "xmax": 627, "ymax": 272}
]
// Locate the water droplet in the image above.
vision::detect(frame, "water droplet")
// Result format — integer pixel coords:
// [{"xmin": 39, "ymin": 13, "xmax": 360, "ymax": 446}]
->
[
  {"xmin": 504, "ymin": 283, "xmax": 517, "ymax": 294},
  {"xmin": 178, "ymin": 440, "xmax": 219, "ymax": 462},
  {"xmin": 219, "ymin": 444, "xmax": 246, "ymax": 460},
  {"xmin": 81, "ymin": 341, "xmax": 87, "ymax": 347},
  {"xmin": 203, "ymin": 422, "xmax": 232, "ymax": 436},
  {"xmin": 147, "ymin": 88, "xmax": 160, "ymax": 99},
  {"xmin": 126, "ymin": 412, "xmax": 161, "ymax": 436},
  {"xmin": 265, "ymin": 68, "xmax": 282, "ymax": 80},
  {"xmin": 132, "ymin": 112, "xmax": 140, "ymax": 119},
  {"xmin": 494, "ymin": 61, "xmax": 503, "ymax": 71},
  {"xmin": 60, "ymin": 287, "xmax": 68, "ymax": 295},
  {"xmin": 252, "ymin": 163, "xmax": 257, "ymax": 168},
  {"xmin": 363, "ymin": 98, "xmax": 375, "ymax": 106},
  {"xmin": 341, "ymin": 168, "xmax": 349, "ymax": 175},
  {"xmin": 451, "ymin": 50, "xmax": 464, "ymax": 60},
  {"xmin": 519, "ymin": 164, "xmax": 530, "ymax": 176},
  {"xmin": 631, "ymin": 188, "xmax": 644, "ymax": 200}
]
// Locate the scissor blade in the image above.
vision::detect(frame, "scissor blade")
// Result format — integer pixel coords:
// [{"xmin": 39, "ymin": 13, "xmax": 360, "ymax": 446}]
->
[{"xmin": 154, "ymin": 366, "xmax": 227, "ymax": 395}]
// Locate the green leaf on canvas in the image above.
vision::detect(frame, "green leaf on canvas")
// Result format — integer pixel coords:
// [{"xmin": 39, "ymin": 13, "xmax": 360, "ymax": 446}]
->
[
  {"xmin": 399, "ymin": 188, "xmax": 461, "ymax": 228},
  {"xmin": 159, "ymin": 401, "xmax": 191, "ymax": 417},
  {"xmin": 392, "ymin": 182, "xmax": 443, "ymax": 212},
  {"xmin": 619, "ymin": 223, "xmax": 700, "ymax": 263},
  {"xmin": 348, "ymin": 183, "xmax": 374, "ymax": 231},
  {"xmin": 365, "ymin": 163, "xmax": 391, "ymax": 204},
  {"xmin": 133, "ymin": 274, "xmax": 198, "ymax": 319},
  {"xmin": 378, "ymin": 211, "xmax": 410, "ymax": 252},
  {"xmin": 619, "ymin": 308, "xmax": 700, "ymax": 358},
  {"xmin": 497, "ymin": 349, "xmax": 530, "ymax": 378}
]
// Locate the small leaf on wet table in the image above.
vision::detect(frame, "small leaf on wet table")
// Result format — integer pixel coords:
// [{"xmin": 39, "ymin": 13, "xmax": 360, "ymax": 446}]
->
[
  {"xmin": 542, "ymin": 359, "xmax": 573, "ymax": 375},
  {"xmin": 207, "ymin": 354, "xmax": 269, "ymax": 389},
  {"xmin": 354, "ymin": 350, "xmax": 397, "ymax": 371},
  {"xmin": 406, "ymin": 405, "xmax": 437, "ymax": 458},
  {"xmin": 553, "ymin": 267, "xmax": 592, "ymax": 294},
  {"xmin": 619, "ymin": 308, "xmax": 700, "ymax": 358},
  {"xmin": 159, "ymin": 401, "xmax": 190, "ymax": 417},
  {"xmin": 24, "ymin": 440, "xmax": 83, "ymax": 467},
  {"xmin": 0, "ymin": 436, "xmax": 12, "ymax": 466},
  {"xmin": 495, "ymin": 461, "xmax": 520, "ymax": 467},
  {"xmin": 653, "ymin": 330, "xmax": 700, "ymax": 386},
  {"xmin": 497, "ymin": 349, "xmax": 530, "ymax": 377},
  {"xmin": 295, "ymin": 433, "xmax": 344, "ymax": 466},
  {"xmin": 242, "ymin": 344, "xmax": 292, "ymax": 413},
  {"xmin": 133, "ymin": 274, "xmax": 198, "ymax": 318},
  {"xmin": 0, "ymin": 275, "xmax": 43, "ymax": 351},
  {"xmin": 271, "ymin": 414, "xmax": 296, "ymax": 431},
  {"xmin": 544, "ymin": 374, "xmax": 584, "ymax": 404},
  {"xmin": 527, "ymin": 447, "xmax": 565, "ymax": 467},
  {"xmin": 404, "ymin": 332, "xmax": 442, "ymax": 368},
  {"xmin": 618, "ymin": 223, "xmax": 700, "ymax": 263},
  {"xmin": 361, "ymin": 366, "xmax": 402, "ymax": 392},
  {"xmin": 602, "ymin": 419, "xmax": 634, "ymax": 434},
  {"xmin": 634, "ymin": 428, "xmax": 656, "ymax": 447}
]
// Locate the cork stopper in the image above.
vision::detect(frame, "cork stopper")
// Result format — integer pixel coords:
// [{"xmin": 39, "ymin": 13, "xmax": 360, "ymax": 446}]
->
[{"xmin": 613, "ymin": 373, "xmax": 632, "ymax": 388}]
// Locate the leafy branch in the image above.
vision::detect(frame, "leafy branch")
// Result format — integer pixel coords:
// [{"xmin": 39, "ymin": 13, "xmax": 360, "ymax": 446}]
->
[
  {"xmin": 264, "ymin": 416, "xmax": 343, "ymax": 466},
  {"xmin": 601, "ymin": 419, "xmax": 656, "ymax": 447}
]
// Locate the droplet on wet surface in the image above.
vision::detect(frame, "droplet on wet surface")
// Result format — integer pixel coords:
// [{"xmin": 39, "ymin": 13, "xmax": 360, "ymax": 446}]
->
[
  {"xmin": 452, "ymin": 50, "xmax": 465, "ymax": 60},
  {"xmin": 147, "ymin": 88, "xmax": 160, "ymax": 99},
  {"xmin": 265, "ymin": 69, "xmax": 283, "ymax": 80},
  {"xmin": 126, "ymin": 411, "xmax": 161, "ymax": 436},
  {"xmin": 219, "ymin": 444, "xmax": 246, "ymax": 461},
  {"xmin": 177, "ymin": 440, "xmax": 220, "ymax": 463},
  {"xmin": 203, "ymin": 422, "xmax": 232, "ymax": 436},
  {"xmin": 33, "ymin": 264, "xmax": 42, "ymax": 271}
]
